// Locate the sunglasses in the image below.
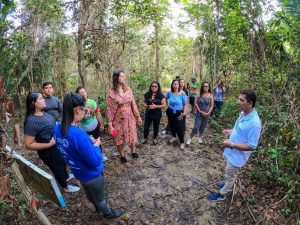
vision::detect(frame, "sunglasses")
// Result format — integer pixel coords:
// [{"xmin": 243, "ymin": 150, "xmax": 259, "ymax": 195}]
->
[{"xmin": 203, "ymin": 86, "xmax": 209, "ymax": 87}]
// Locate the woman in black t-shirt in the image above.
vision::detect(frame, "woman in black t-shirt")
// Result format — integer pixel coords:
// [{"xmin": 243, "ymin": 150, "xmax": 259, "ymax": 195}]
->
[
  {"xmin": 142, "ymin": 81, "xmax": 166, "ymax": 145},
  {"xmin": 24, "ymin": 92, "xmax": 79, "ymax": 193}
]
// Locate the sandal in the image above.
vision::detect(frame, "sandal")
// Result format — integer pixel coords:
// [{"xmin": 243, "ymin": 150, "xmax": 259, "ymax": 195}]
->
[
  {"xmin": 152, "ymin": 139, "xmax": 158, "ymax": 145},
  {"xmin": 141, "ymin": 139, "xmax": 147, "ymax": 144}
]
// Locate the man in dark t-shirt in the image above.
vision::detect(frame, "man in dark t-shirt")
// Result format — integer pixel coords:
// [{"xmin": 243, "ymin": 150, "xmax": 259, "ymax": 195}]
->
[{"xmin": 42, "ymin": 82, "xmax": 62, "ymax": 122}]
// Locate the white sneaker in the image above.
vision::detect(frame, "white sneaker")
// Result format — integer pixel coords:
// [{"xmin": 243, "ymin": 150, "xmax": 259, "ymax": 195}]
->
[
  {"xmin": 103, "ymin": 155, "xmax": 108, "ymax": 162},
  {"xmin": 198, "ymin": 137, "xmax": 203, "ymax": 144},
  {"xmin": 169, "ymin": 137, "xmax": 177, "ymax": 143},
  {"xmin": 66, "ymin": 173, "xmax": 75, "ymax": 182},
  {"xmin": 180, "ymin": 143, "xmax": 185, "ymax": 150},
  {"xmin": 65, "ymin": 184, "xmax": 80, "ymax": 193},
  {"xmin": 186, "ymin": 139, "xmax": 192, "ymax": 145},
  {"xmin": 162, "ymin": 130, "xmax": 166, "ymax": 135}
]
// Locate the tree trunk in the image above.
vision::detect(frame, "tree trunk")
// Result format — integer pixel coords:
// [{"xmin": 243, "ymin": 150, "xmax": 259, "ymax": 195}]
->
[
  {"xmin": 77, "ymin": 27, "xmax": 85, "ymax": 87},
  {"xmin": 199, "ymin": 39, "xmax": 203, "ymax": 81},
  {"xmin": 154, "ymin": 21, "xmax": 160, "ymax": 81},
  {"xmin": 213, "ymin": 0, "xmax": 220, "ymax": 84},
  {"xmin": 29, "ymin": 55, "xmax": 34, "ymax": 91}
]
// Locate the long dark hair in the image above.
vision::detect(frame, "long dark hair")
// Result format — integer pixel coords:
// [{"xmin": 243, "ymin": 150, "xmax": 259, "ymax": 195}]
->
[
  {"xmin": 112, "ymin": 69, "xmax": 124, "ymax": 91},
  {"xmin": 179, "ymin": 78, "xmax": 186, "ymax": 93},
  {"xmin": 148, "ymin": 81, "xmax": 162, "ymax": 96},
  {"xmin": 75, "ymin": 86, "xmax": 84, "ymax": 94},
  {"xmin": 24, "ymin": 92, "xmax": 40, "ymax": 127},
  {"xmin": 61, "ymin": 92, "xmax": 85, "ymax": 136},
  {"xmin": 217, "ymin": 80, "xmax": 224, "ymax": 88},
  {"xmin": 200, "ymin": 81, "xmax": 211, "ymax": 96},
  {"xmin": 170, "ymin": 79, "xmax": 179, "ymax": 93},
  {"xmin": 216, "ymin": 80, "xmax": 225, "ymax": 93}
]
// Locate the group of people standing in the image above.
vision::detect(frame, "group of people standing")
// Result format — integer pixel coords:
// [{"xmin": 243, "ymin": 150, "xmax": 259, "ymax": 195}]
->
[
  {"xmin": 142, "ymin": 77, "xmax": 226, "ymax": 150},
  {"xmin": 24, "ymin": 77, "xmax": 126, "ymax": 218},
  {"xmin": 23, "ymin": 69, "xmax": 261, "ymax": 219}
]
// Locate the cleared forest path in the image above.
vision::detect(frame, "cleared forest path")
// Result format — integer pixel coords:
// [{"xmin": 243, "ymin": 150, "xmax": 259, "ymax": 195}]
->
[
  {"xmin": 29, "ymin": 113, "xmax": 227, "ymax": 225},
  {"xmin": 101, "ymin": 113, "xmax": 225, "ymax": 225}
]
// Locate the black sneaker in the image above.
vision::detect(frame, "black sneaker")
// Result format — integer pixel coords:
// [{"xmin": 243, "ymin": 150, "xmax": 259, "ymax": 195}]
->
[
  {"xmin": 120, "ymin": 157, "xmax": 127, "ymax": 164},
  {"xmin": 132, "ymin": 153, "xmax": 139, "ymax": 159},
  {"xmin": 104, "ymin": 209, "xmax": 123, "ymax": 219}
]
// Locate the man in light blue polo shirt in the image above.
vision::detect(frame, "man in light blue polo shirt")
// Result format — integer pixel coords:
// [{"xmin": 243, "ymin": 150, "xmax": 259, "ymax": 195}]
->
[{"xmin": 208, "ymin": 89, "xmax": 262, "ymax": 202}]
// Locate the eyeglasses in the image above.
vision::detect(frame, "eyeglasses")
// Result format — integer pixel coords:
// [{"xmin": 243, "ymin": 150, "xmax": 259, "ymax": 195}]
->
[
  {"xmin": 151, "ymin": 86, "xmax": 158, "ymax": 88},
  {"xmin": 79, "ymin": 106, "xmax": 87, "ymax": 112},
  {"xmin": 203, "ymin": 86, "xmax": 209, "ymax": 88}
]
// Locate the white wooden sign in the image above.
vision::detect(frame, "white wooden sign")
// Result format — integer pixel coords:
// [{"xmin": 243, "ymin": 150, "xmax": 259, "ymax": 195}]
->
[{"xmin": 5, "ymin": 145, "xmax": 66, "ymax": 208}]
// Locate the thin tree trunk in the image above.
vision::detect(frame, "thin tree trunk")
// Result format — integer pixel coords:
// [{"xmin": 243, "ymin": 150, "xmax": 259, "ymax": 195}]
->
[
  {"xmin": 154, "ymin": 21, "xmax": 160, "ymax": 81},
  {"xmin": 77, "ymin": 27, "xmax": 85, "ymax": 87},
  {"xmin": 199, "ymin": 42, "xmax": 203, "ymax": 81},
  {"xmin": 29, "ymin": 55, "xmax": 34, "ymax": 90},
  {"xmin": 213, "ymin": 0, "xmax": 220, "ymax": 84}
]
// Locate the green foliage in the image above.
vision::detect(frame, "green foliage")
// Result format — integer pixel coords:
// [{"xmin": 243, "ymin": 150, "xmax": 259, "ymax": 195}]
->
[
  {"xmin": 186, "ymin": 0, "xmax": 300, "ymax": 214},
  {"xmin": 0, "ymin": 200, "xmax": 9, "ymax": 212},
  {"xmin": 214, "ymin": 97, "xmax": 237, "ymax": 127},
  {"xmin": 0, "ymin": 0, "xmax": 299, "ymax": 221},
  {"xmin": 0, "ymin": 0, "xmax": 15, "ymax": 19},
  {"xmin": 25, "ymin": 0, "xmax": 64, "ymax": 25},
  {"xmin": 111, "ymin": 0, "xmax": 170, "ymax": 24},
  {"xmin": 247, "ymin": 195, "xmax": 255, "ymax": 205},
  {"xmin": 128, "ymin": 73, "xmax": 151, "ymax": 102},
  {"xmin": 95, "ymin": 95, "xmax": 107, "ymax": 125}
]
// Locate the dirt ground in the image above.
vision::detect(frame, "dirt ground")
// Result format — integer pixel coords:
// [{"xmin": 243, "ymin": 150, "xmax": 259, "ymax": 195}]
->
[{"xmin": 7, "ymin": 114, "xmax": 259, "ymax": 225}]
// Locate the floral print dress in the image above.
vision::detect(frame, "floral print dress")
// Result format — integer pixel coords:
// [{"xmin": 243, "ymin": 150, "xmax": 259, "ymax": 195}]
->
[{"xmin": 106, "ymin": 88, "xmax": 139, "ymax": 145}]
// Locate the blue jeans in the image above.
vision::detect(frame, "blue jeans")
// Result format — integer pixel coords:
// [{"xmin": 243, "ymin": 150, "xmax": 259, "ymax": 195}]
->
[
  {"xmin": 80, "ymin": 173, "xmax": 111, "ymax": 214},
  {"xmin": 191, "ymin": 112, "xmax": 209, "ymax": 135}
]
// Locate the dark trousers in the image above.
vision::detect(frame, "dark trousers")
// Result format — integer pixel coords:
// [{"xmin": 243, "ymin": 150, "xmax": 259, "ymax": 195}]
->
[
  {"xmin": 80, "ymin": 173, "xmax": 111, "ymax": 214},
  {"xmin": 189, "ymin": 94, "xmax": 196, "ymax": 106},
  {"xmin": 165, "ymin": 116, "xmax": 185, "ymax": 132},
  {"xmin": 165, "ymin": 122, "xmax": 171, "ymax": 132},
  {"xmin": 87, "ymin": 123, "xmax": 104, "ymax": 153},
  {"xmin": 144, "ymin": 114, "xmax": 161, "ymax": 139},
  {"xmin": 212, "ymin": 100, "xmax": 223, "ymax": 117},
  {"xmin": 166, "ymin": 108, "xmax": 185, "ymax": 143},
  {"xmin": 38, "ymin": 146, "xmax": 68, "ymax": 188},
  {"xmin": 88, "ymin": 122, "xmax": 100, "ymax": 139}
]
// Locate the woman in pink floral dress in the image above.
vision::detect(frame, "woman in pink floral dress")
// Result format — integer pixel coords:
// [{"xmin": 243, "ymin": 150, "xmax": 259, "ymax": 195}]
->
[{"xmin": 106, "ymin": 69, "xmax": 143, "ymax": 164}]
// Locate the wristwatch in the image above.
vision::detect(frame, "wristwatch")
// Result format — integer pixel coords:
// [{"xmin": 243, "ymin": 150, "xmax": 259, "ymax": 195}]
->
[{"xmin": 230, "ymin": 142, "xmax": 235, "ymax": 149}]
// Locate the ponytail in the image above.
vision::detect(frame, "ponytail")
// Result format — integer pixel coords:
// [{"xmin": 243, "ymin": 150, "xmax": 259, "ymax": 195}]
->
[{"xmin": 61, "ymin": 92, "xmax": 85, "ymax": 136}]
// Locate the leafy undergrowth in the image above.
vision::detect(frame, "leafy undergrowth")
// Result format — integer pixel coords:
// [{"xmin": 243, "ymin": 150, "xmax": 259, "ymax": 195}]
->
[{"xmin": 0, "ymin": 172, "xmax": 40, "ymax": 225}]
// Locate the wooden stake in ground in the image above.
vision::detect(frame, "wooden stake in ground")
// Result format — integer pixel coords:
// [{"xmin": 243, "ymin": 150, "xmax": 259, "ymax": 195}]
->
[{"xmin": 10, "ymin": 160, "xmax": 52, "ymax": 225}]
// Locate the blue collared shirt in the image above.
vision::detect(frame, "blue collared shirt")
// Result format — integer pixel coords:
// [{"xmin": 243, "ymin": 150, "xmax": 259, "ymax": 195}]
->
[{"xmin": 224, "ymin": 108, "xmax": 262, "ymax": 167}]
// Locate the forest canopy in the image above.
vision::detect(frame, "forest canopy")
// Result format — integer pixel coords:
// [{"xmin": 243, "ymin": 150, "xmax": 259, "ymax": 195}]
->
[{"xmin": 0, "ymin": 0, "xmax": 299, "ymax": 223}]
